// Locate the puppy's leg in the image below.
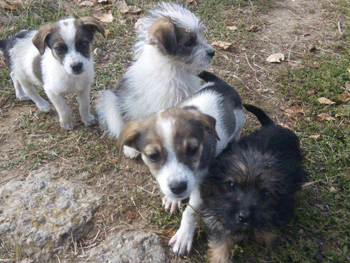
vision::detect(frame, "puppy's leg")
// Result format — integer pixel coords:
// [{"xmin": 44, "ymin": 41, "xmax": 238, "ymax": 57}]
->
[
  {"xmin": 46, "ymin": 91, "xmax": 74, "ymax": 130},
  {"xmin": 208, "ymin": 234, "xmax": 232, "ymax": 263},
  {"xmin": 162, "ymin": 196, "xmax": 182, "ymax": 213},
  {"xmin": 77, "ymin": 88, "xmax": 95, "ymax": 126},
  {"xmin": 18, "ymin": 79, "xmax": 51, "ymax": 112},
  {"xmin": 10, "ymin": 72, "xmax": 30, "ymax": 101},
  {"xmin": 169, "ymin": 185, "xmax": 201, "ymax": 255}
]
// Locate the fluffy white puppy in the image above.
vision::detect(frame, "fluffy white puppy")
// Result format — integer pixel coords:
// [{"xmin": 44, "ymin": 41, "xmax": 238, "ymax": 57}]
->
[{"xmin": 95, "ymin": 2, "xmax": 215, "ymax": 139}]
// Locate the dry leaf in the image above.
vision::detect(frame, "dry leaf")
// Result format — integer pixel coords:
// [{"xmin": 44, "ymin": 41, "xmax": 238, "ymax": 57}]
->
[
  {"xmin": 316, "ymin": 113, "xmax": 335, "ymax": 122},
  {"xmin": 0, "ymin": 0, "xmax": 20, "ymax": 9},
  {"xmin": 330, "ymin": 186, "xmax": 336, "ymax": 192},
  {"xmin": 125, "ymin": 209, "xmax": 139, "ymax": 219},
  {"xmin": 345, "ymin": 82, "xmax": 350, "ymax": 92},
  {"xmin": 317, "ymin": 97, "xmax": 335, "ymax": 105},
  {"xmin": 308, "ymin": 89, "xmax": 315, "ymax": 95},
  {"xmin": 266, "ymin": 53, "xmax": 284, "ymax": 63},
  {"xmin": 92, "ymin": 10, "xmax": 114, "ymax": 23},
  {"xmin": 280, "ymin": 105, "xmax": 305, "ymax": 119},
  {"xmin": 128, "ymin": 5, "xmax": 142, "ymax": 14},
  {"xmin": 116, "ymin": 0, "xmax": 129, "ymax": 13},
  {"xmin": 338, "ymin": 91, "xmax": 350, "ymax": 103},
  {"xmin": 79, "ymin": 0, "xmax": 94, "ymax": 7},
  {"xmin": 227, "ymin": 25, "xmax": 238, "ymax": 31},
  {"xmin": 309, "ymin": 134, "xmax": 321, "ymax": 140},
  {"xmin": 288, "ymin": 60, "xmax": 301, "ymax": 67},
  {"xmin": 211, "ymin": 41, "xmax": 233, "ymax": 50},
  {"xmin": 247, "ymin": 25, "xmax": 259, "ymax": 32}
]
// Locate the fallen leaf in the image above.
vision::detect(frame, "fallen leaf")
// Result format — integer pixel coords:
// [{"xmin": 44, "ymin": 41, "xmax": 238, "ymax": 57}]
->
[
  {"xmin": 0, "ymin": 0, "xmax": 20, "ymax": 9},
  {"xmin": 260, "ymin": 49, "xmax": 266, "ymax": 53},
  {"xmin": 92, "ymin": 10, "xmax": 114, "ymax": 23},
  {"xmin": 308, "ymin": 89, "xmax": 315, "ymax": 95},
  {"xmin": 309, "ymin": 134, "xmax": 321, "ymax": 140},
  {"xmin": 116, "ymin": 0, "xmax": 129, "ymax": 13},
  {"xmin": 266, "ymin": 53, "xmax": 285, "ymax": 63},
  {"xmin": 338, "ymin": 91, "xmax": 350, "ymax": 103},
  {"xmin": 330, "ymin": 186, "xmax": 336, "ymax": 192},
  {"xmin": 345, "ymin": 82, "xmax": 350, "ymax": 92},
  {"xmin": 288, "ymin": 60, "xmax": 301, "ymax": 67},
  {"xmin": 316, "ymin": 113, "xmax": 335, "ymax": 122},
  {"xmin": 301, "ymin": 33, "xmax": 311, "ymax": 37},
  {"xmin": 227, "ymin": 25, "xmax": 238, "ymax": 31},
  {"xmin": 317, "ymin": 97, "xmax": 335, "ymax": 105},
  {"xmin": 280, "ymin": 105, "xmax": 305, "ymax": 119},
  {"xmin": 79, "ymin": 0, "xmax": 94, "ymax": 7},
  {"xmin": 247, "ymin": 25, "xmax": 259, "ymax": 32},
  {"xmin": 211, "ymin": 41, "xmax": 233, "ymax": 50},
  {"xmin": 125, "ymin": 209, "xmax": 139, "ymax": 219},
  {"xmin": 128, "ymin": 5, "xmax": 142, "ymax": 14}
]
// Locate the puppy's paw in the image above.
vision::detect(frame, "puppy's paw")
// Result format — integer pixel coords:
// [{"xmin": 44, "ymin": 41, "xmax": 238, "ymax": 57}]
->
[
  {"xmin": 169, "ymin": 223, "xmax": 195, "ymax": 255},
  {"xmin": 61, "ymin": 118, "xmax": 75, "ymax": 130},
  {"xmin": 81, "ymin": 114, "xmax": 95, "ymax": 126},
  {"xmin": 162, "ymin": 196, "xmax": 182, "ymax": 213},
  {"xmin": 123, "ymin": 146, "xmax": 140, "ymax": 158},
  {"xmin": 37, "ymin": 100, "xmax": 51, "ymax": 112}
]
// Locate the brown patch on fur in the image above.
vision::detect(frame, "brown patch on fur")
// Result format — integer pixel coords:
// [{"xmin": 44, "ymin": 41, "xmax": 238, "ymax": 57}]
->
[
  {"xmin": 208, "ymin": 235, "xmax": 233, "ymax": 263},
  {"xmin": 149, "ymin": 17, "xmax": 177, "ymax": 55},
  {"xmin": 32, "ymin": 55, "xmax": 42, "ymax": 83},
  {"xmin": 32, "ymin": 24, "xmax": 54, "ymax": 55},
  {"xmin": 79, "ymin": 16, "xmax": 105, "ymax": 37}
]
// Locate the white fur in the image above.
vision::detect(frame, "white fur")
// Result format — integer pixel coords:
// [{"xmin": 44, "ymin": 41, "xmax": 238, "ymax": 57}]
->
[
  {"xmin": 96, "ymin": 2, "xmax": 214, "ymax": 139},
  {"xmin": 5, "ymin": 18, "xmax": 96, "ymax": 130}
]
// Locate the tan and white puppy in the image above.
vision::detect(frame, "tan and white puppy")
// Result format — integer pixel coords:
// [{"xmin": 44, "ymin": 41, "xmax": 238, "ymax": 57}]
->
[
  {"xmin": 95, "ymin": 2, "xmax": 215, "ymax": 139},
  {"xmin": 0, "ymin": 17, "xmax": 104, "ymax": 130},
  {"xmin": 117, "ymin": 71, "xmax": 245, "ymax": 256}
]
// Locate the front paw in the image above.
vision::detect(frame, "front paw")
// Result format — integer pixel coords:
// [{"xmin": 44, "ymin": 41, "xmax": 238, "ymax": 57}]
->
[
  {"xmin": 60, "ymin": 117, "xmax": 75, "ymax": 130},
  {"xmin": 81, "ymin": 113, "xmax": 95, "ymax": 126},
  {"xmin": 169, "ymin": 222, "xmax": 195, "ymax": 255},
  {"xmin": 162, "ymin": 196, "xmax": 182, "ymax": 213},
  {"xmin": 37, "ymin": 100, "xmax": 51, "ymax": 112}
]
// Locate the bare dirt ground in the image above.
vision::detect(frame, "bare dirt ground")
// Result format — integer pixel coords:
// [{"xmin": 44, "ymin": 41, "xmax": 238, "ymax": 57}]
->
[{"xmin": 0, "ymin": 0, "xmax": 346, "ymax": 262}]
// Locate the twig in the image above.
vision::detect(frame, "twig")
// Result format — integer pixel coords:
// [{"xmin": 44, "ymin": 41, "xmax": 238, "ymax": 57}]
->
[
  {"xmin": 244, "ymin": 53, "xmax": 261, "ymax": 85},
  {"xmin": 302, "ymin": 173, "xmax": 347, "ymax": 187},
  {"xmin": 55, "ymin": 254, "xmax": 61, "ymax": 263},
  {"xmin": 338, "ymin": 21, "xmax": 343, "ymax": 34}
]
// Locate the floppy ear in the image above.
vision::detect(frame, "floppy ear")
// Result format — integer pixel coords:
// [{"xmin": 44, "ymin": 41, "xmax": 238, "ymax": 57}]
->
[
  {"xmin": 116, "ymin": 120, "xmax": 142, "ymax": 158},
  {"xmin": 80, "ymin": 16, "xmax": 105, "ymax": 37},
  {"xmin": 148, "ymin": 17, "xmax": 177, "ymax": 55},
  {"xmin": 32, "ymin": 24, "xmax": 52, "ymax": 55},
  {"xmin": 190, "ymin": 110, "xmax": 220, "ymax": 141}
]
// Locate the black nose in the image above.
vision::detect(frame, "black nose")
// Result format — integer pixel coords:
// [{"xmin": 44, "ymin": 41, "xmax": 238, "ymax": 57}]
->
[
  {"xmin": 207, "ymin": 49, "xmax": 215, "ymax": 58},
  {"xmin": 169, "ymin": 181, "xmax": 187, "ymax": 195},
  {"xmin": 71, "ymin": 62, "xmax": 83, "ymax": 73},
  {"xmin": 238, "ymin": 210, "xmax": 251, "ymax": 224}
]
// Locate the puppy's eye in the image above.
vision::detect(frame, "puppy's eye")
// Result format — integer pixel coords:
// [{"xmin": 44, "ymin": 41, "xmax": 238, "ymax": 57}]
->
[
  {"xmin": 55, "ymin": 44, "xmax": 67, "ymax": 54},
  {"xmin": 79, "ymin": 41, "xmax": 89, "ymax": 48},
  {"xmin": 186, "ymin": 145, "xmax": 198, "ymax": 157},
  {"xmin": 260, "ymin": 189, "xmax": 271, "ymax": 200},
  {"xmin": 147, "ymin": 152, "xmax": 160, "ymax": 162},
  {"xmin": 184, "ymin": 38, "xmax": 195, "ymax": 47},
  {"xmin": 227, "ymin": 181, "xmax": 235, "ymax": 189}
]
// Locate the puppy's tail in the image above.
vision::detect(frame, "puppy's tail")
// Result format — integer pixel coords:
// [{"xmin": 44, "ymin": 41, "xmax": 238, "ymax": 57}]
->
[
  {"xmin": 243, "ymin": 104, "xmax": 275, "ymax": 126},
  {"xmin": 95, "ymin": 90, "xmax": 125, "ymax": 140},
  {"xmin": 198, "ymin": 70, "xmax": 225, "ymax": 84}
]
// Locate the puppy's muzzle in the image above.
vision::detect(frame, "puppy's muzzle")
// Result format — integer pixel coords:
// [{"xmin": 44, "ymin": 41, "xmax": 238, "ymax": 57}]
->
[
  {"xmin": 71, "ymin": 62, "xmax": 83, "ymax": 75},
  {"xmin": 169, "ymin": 181, "xmax": 188, "ymax": 195},
  {"xmin": 237, "ymin": 210, "xmax": 251, "ymax": 224}
]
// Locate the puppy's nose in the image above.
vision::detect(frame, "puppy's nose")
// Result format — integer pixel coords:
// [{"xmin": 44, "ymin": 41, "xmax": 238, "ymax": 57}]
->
[
  {"xmin": 207, "ymin": 48, "xmax": 215, "ymax": 58},
  {"xmin": 238, "ymin": 210, "xmax": 251, "ymax": 224},
  {"xmin": 169, "ymin": 181, "xmax": 187, "ymax": 195},
  {"xmin": 71, "ymin": 62, "xmax": 83, "ymax": 74}
]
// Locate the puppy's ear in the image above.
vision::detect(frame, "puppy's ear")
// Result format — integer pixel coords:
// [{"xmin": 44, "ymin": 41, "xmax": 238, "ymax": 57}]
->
[
  {"xmin": 116, "ymin": 120, "xmax": 142, "ymax": 158},
  {"xmin": 190, "ymin": 110, "xmax": 220, "ymax": 141},
  {"xmin": 80, "ymin": 16, "xmax": 105, "ymax": 37},
  {"xmin": 33, "ymin": 24, "xmax": 52, "ymax": 55},
  {"xmin": 149, "ymin": 17, "xmax": 177, "ymax": 55}
]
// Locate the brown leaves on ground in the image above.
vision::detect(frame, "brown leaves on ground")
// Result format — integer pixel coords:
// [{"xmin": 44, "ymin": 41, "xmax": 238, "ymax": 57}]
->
[
  {"xmin": 211, "ymin": 41, "xmax": 233, "ymax": 50},
  {"xmin": 0, "ymin": 0, "xmax": 20, "ymax": 9},
  {"xmin": 266, "ymin": 53, "xmax": 285, "ymax": 63},
  {"xmin": 317, "ymin": 97, "xmax": 335, "ymax": 105}
]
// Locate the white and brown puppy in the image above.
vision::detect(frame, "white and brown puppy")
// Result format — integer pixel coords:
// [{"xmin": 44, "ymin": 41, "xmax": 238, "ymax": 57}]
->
[
  {"xmin": 117, "ymin": 71, "xmax": 245, "ymax": 255},
  {"xmin": 0, "ymin": 17, "xmax": 104, "ymax": 130},
  {"xmin": 96, "ymin": 2, "xmax": 215, "ymax": 139}
]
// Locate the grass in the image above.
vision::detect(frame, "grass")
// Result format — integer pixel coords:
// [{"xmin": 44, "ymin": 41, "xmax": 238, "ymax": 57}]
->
[{"xmin": 0, "ymin": 0, "xmax": 350, "ymax": 262}]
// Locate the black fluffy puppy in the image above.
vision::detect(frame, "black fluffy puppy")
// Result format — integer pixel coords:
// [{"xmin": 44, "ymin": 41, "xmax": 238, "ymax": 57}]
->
[{"xmin": 200, "ymin": 104, "xmax": 307, "ymax": 263}]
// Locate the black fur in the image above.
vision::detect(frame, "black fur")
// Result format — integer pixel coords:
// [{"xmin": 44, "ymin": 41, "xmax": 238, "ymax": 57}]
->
[{"xmin": 200, "ymin": 104, "xmax": 307, "ymax": 261}]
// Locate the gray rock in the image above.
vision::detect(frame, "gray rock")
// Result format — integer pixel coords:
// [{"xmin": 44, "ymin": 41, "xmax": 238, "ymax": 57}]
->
[
  {"xmin": 83, "ymin": 230, "xmax": 169, "ymax": 263},
  {"xmin": 0, "ymin": 166, "xmax": 102, "ymax": 261}
]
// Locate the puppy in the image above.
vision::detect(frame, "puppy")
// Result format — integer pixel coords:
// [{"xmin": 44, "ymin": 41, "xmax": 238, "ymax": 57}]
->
[
  {"xmin": 200, "ymin": 104, "xmax": 307, "ymax": 263},
  {"xmin": 95, "ymin": 2, "xmax": 215, "ymax": 139},
  {"xmin": 0, "ymin": 17, "xmax": 104, "ymax": 130},
  {"xmin": 116, "ymin": 71, "xmax": 245, "ymax": 255}
]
